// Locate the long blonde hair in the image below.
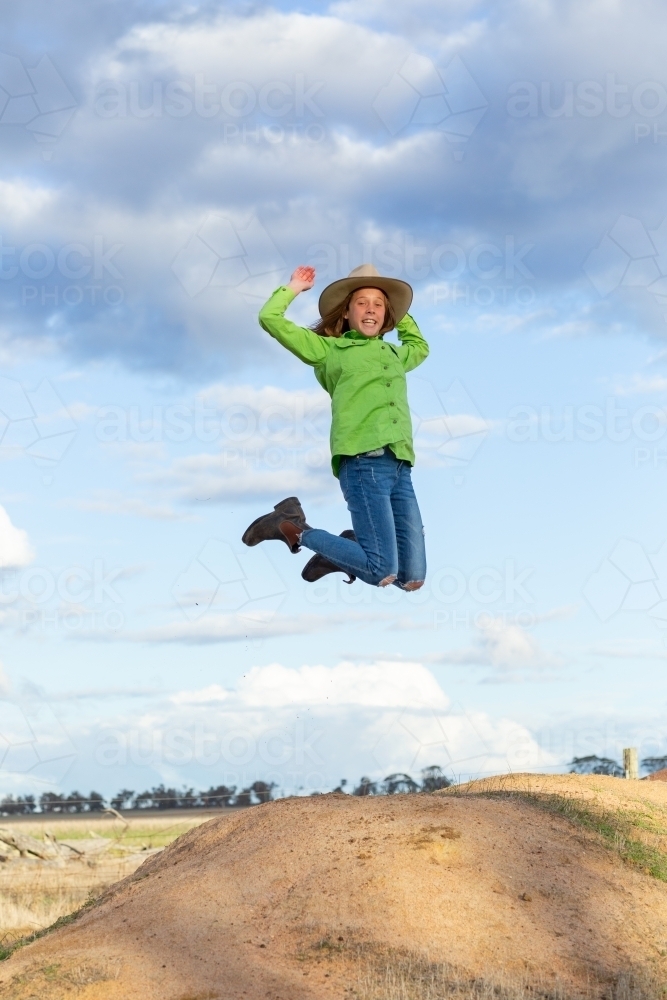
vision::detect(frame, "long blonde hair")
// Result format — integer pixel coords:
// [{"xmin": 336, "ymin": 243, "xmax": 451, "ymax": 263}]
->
[{"xmin": 311, "ymin": 288, "xmax": 396, "ymax": 338}]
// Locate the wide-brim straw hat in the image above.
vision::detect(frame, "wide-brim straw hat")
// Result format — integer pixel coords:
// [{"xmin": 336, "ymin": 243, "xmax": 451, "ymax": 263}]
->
[{"xmin": 318, "ymin": 264, "xmax": 413, "ymax": 322}]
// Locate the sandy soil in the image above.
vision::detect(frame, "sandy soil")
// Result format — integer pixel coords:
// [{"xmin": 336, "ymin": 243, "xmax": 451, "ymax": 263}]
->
[{"xmin": 1, "ymin": 775, "xmax": 666, "ymax": 999}]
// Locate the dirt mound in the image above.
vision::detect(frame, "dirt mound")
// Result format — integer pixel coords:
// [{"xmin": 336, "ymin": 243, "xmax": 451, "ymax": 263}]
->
[
  {"xmin": 454, "ymin": 771, "xmax": 667, "ymax": 805},
  {"xmin": 646, "ymin": 769, "xmax": 667, "ymax": 782},
  {"xmin": 1, "ymin": 776, "xmax": 667, "ymax": 1000}
]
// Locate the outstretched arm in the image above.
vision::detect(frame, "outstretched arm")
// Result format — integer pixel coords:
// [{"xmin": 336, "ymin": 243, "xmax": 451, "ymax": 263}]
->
[
  {"xmin": 395, "ymin": 312, "xmax": 429, "ymax": 372},
  {"xmin": 259, "ymin": 266, "xmax": 327, "ymax": 366}
]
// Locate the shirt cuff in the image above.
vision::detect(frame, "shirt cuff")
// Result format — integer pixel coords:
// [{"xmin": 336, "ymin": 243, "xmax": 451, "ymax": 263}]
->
[{"xmin": 276, "ymin": 285, "xmax": 298, "ymax": 305}]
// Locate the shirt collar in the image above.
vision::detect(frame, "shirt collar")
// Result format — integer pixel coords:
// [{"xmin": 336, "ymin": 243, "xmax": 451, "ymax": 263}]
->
[{"xmin": 343, "ymin": 328, "xmax": 384, "ymax": 341}]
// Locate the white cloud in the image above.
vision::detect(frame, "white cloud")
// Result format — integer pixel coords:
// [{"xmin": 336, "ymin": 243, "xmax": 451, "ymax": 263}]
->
[
  {"xmin": 437, "ymin": 616, "xmax": 564, "ymax": 677},
  {"xmin": 3, "ymin": 0, "xmax": 667, "ymax": 373},
  {"xmin": 101, "ymin": 382, "xmax": 335, "ymax": 503},
  {"xmin": 99, "ymin": 11, "xmax": 405, "ymax": 126},
  {"xmin": 237, "ymin": 660, "xmax": 449, "ymax": 709},
  {"xmin": 77, "ymin": 659, "xmax": 555, "ymax": 791},
  {"xmin": 200, "ymin": 382, "xmax": 328, "ymax": 417},
  {"xmin": 0, "ymin": 506, "xmax": 34, "ymax": 569},
  {"xmin": 156, "ymin": 455, "xmax": 333, "ymax": 504},
  {"xmin": 0, "ymin": 180, "xmax": 54, "ymax": 223},
  {"xmin": 70, "ymin": 492, "xmax": 197, "ymax": 521},
  {"xmin": 87, "ymin": 610, "xmax": 385, "ymax": 644},
  {"xmin": 172, "ymin": 660, "xmax": 443, "ymax": 709}
]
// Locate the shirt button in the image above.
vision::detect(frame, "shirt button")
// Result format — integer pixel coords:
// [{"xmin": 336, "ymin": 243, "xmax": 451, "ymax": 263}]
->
[
  {"xmin": 389, "ymin": 401, "xmax": 395, "ymax": 406},
  {"xmin": 392, "ymin": 419, "xmax": 397, "ymax": 424},
  {"xmin": 381, "ymin": 346, "xmax": 385, "ymax": 350}
]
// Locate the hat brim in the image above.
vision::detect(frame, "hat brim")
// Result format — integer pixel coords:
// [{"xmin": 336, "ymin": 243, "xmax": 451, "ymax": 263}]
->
[{"xmin": 318, "ymin": 276, "xmax": 413, "ymax": 323}]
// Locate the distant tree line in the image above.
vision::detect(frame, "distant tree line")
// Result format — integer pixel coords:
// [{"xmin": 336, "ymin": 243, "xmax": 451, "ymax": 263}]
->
[
  {"xmin": 0, "ymin": 766, "xmax": 453, "ymax": 816},
  {"xmin": 110, "ymin": 781, "xmax": 276, "ymax": 811},
  {"xmin": 569, "ymin": 754, "xmax": 667, "ymax": 777},
  {"xmin": 1, "ymin": 756, "xmax": 665, "ymax": 815},
  {"xmin": 0, "ymin": 791, "xmax": 105, "ymax": 816},
  {"xmin": 337, "ymin": 765, "xmax": 452, "ymax": 797},
  {"xmin": 0, "ymin": 781, "xmax": 278, "ymax": 815}
]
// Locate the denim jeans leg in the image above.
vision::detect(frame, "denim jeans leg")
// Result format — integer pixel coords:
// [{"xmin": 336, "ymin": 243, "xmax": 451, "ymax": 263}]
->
[
  {"xmin": 342, "ymin": 455, "xmax": 399, "ymax": 584},
  {"xmin": 391, "ymin": 463, "xmax": 427, "ymax": 588},
  {"xmin": 300, "ymin": 455, "xmax": 399, "ymax": 586}
]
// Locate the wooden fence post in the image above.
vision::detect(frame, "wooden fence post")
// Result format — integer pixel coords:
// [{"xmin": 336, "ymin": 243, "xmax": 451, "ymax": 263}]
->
[{"xmin": 623, "ymin": 747, "xmax": 638, "ymax": 780}]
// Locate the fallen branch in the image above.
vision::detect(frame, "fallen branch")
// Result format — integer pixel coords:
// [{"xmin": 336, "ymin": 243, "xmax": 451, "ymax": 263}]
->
[
  {"xmin": 104, "ymin": 807, "xmax": 130, "ymax": 834},
  {"xmin": 0, "ymin": 828, "xmax": 60, "ymax": 860}
]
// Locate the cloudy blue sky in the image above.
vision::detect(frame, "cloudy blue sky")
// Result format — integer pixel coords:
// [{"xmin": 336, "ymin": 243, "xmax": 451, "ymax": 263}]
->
[{"xmin": 1, "ymin": 0, "xmax": 666, "ymax": 800}]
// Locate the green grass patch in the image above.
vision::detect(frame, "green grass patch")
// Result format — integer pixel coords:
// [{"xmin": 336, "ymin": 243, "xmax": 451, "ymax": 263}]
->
[
  {"xmin": 483, "ymin": 791, "xmax": 667, "ymax": 883},
  {"xmin": 43, "ymin": 822, "xmax": 198, "ymax": 848},
  {"xmin": 0, "ymin": 896, "xmax": 98, "ymax": 962},
  {"xmin": 113, "ymin": 823, "xmax": 199, "ymax": 849}
]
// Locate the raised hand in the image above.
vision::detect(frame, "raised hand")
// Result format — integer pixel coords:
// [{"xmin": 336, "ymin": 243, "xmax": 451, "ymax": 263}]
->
[{"xmin": 288, "ymin": 265, "xmax": 316, "ymax": 294}]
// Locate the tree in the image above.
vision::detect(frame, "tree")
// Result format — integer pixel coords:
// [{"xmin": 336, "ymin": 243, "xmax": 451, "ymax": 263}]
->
[
  {"xmin": 160, "ymin": 786, "xmax": 180, "ymax": 809},
  {"xmin": 87, "ymin": 791, "xmax": 105, "ymax": 812},
  {"xmin": 65, "ymin": 791, "xmax": 86, "ymax": 813},
  {"xmin": 382, "ymin": 773, "xmax": 419, "ymax": 795},
  {"xmin": 234, "ymin": 787, "xmax": 253, "ymax": 808},
  {"xmin": 251, "ymin": 781, "xmax": 276, "ymax": 804},
  {"xmin": 642, "ymin": 755, "xmax": 667, "ymax": 775},
  {"xmin": 110, "ymin": 789, "xmax": 135, "ymax": 811},
  {"xmin": 39, "ymin": 792, "xmax": 66, "ymax": 813},
  {"xmin": 201, "ymin": 785, "xmax": 236, "ymax": 808},
  {"xmin": 420, "ymin": 765, "xmax": 451, "ymax": 792},
  {"xmin": 352, "ymin": 776, "xmax": 377, "ymax": 796},
  {"xmin": 569, "ymin": 755, "xmax": 623, "ymax": 777},
  {"xmin": 333, "ymin": 779, "xmax": 348, "ymax": 793},
  {"xmin": 133, "ymin": 790, "xmax": 154, "ymax": 809},
  {"xmin": 133, "ymin": 786, "xmax": 182, "ymax": 809},
  {"xmin": 0, "ymin": 795, "xmax": 35, "ymax": 816},
  {"xmin": 179, "ymin": 788, "xmax": 199, "ymax": 809}
]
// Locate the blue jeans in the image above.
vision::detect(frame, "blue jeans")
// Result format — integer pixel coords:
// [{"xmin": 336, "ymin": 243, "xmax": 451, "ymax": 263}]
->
[{"xmin": 301, "ymin": 450, "xmax": 427, "ymax": 588}]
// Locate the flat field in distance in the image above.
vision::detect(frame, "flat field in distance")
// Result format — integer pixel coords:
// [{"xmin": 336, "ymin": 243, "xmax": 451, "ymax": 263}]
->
[{"xmin": 0, "ymin": 810, "xmax": 237, "ymax": 944}]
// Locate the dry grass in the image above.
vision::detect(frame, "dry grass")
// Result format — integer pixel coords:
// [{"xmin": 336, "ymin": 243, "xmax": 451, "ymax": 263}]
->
[
  {"xmin": 0, "ymin": 857, "xmax": 140, "ymax": 945},
  {"xmin": 0, "ymin": 812, "xmax": 219, "ymax": 945},
  {"xmin": 309, "ymin": 938, "xmax": 666, "ymax": 1000},
  {"xmin": 1, "ymin": 958, "xmax": 121, "ymax": 1000}
]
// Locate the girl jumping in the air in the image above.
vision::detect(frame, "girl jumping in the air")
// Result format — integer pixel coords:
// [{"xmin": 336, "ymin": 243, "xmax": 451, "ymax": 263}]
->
[{"xmin": 242, "ymin": 263, "xmax": 429, "ymax": 590}]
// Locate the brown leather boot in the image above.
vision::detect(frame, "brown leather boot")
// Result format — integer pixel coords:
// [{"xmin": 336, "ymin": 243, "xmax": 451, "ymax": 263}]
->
[
  {"xmin": 242, "ymin": 497, "xmax": 311, "ymax": 554},
  {"xmin": 301, "ymin": 530, "xmax": 357, "ymax": 584},
  {"xmin": 278, "ymin": 520, "xmax": 306, "ymax": 553}
]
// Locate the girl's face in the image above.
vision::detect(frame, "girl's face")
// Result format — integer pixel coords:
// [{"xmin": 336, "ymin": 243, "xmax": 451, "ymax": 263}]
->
[{"xmin": 345, "ymin": 287, "xmax": 386, "ymax": 337}]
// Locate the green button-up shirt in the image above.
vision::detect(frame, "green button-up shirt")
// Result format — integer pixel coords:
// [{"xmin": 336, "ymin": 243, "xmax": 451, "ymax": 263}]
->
[{"xmin": 259, "ymin": 286, "xmax": 429, "ymax": 477}]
